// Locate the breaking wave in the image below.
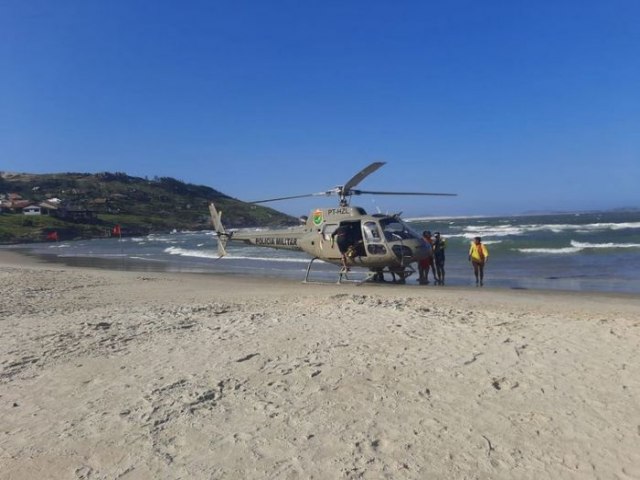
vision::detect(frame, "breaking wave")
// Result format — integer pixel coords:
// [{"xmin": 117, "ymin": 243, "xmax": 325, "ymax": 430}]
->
[
  {"xmin": 164, "ymin": 246, "xmax": 310, "ymax": 263},
  {"xmin": 571, "ymin": 241, "xmax": 640, "ymax": 249},
  {"xmin": 454, "ymin": 221, "xmax": 640, "ymax": 239},
  {"xmin": 517, "ymin": 240, "xmax": 640, "ymax": 254},
  {"xmin": 516, "ymin": 247, "xmax": 582, "ymax": 254}
]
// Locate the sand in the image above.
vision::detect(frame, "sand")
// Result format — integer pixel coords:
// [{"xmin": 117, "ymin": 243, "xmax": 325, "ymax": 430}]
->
[{"xmin": 1, "ymin": 250, "xmax": 639, "ymax": 479}]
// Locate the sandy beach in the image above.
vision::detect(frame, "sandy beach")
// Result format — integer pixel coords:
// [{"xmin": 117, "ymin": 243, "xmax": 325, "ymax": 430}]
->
[{"xmin": 1, "ymin": 250, "xmax": 639, "ymax": 479}]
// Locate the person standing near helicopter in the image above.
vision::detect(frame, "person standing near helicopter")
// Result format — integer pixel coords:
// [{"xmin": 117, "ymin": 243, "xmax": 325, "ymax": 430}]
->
[
  {"xmin": 469, "ymin": 236, "xmax": 489, "ymax": 286},
  {"xmin": 331, "ymin": 224, "xmax": 351, "ymax": 270},
  {"xmin": 418, "ymin": 230, "xmax": 434, "ymax": 284},
  {"xmin": 432, "ymin": 232, "xmax": 447, "ymax": 285}
]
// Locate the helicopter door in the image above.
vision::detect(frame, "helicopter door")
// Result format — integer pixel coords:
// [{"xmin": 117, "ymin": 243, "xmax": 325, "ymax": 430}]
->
[
  {"xmin": 322, "ymin": 222, "xmax": 366, "ymax": 258},
  {"xmin": 349, "ymin": 220, "xmax": 366, "ymax": 257},
  {"xmin": 362, "ymin": 221, "xmax": 387, "ymax": 255}
]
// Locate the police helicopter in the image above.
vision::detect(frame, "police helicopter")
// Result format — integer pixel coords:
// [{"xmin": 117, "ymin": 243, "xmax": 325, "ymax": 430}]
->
[{"xmin": 209, "ymin": 162, "xmax": 456, "ymax": 284}]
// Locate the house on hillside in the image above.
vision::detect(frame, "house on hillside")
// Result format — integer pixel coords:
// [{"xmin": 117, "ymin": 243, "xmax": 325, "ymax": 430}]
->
[
  {"xmin": 23, "ymin": 205, "xmax": 42, "ymax": 215},
  {"xmin": 10, "ymin": 199, "xmax": 31, "ymax": 212},
  {"xmin": 39, "ymin": 201, "xmax": 59, "ymax": 215}
]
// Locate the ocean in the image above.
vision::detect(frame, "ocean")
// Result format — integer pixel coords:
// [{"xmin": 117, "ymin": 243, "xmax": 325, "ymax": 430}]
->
[{"xmin": 7, "ymin": 211, "xmax": 640, "ymax": 294}]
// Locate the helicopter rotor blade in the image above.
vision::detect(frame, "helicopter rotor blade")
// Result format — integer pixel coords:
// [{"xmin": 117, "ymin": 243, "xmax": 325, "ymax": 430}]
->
[
  {"xmin": 352, "ymin": 190, "xmax": 457, "ymax": 197},
  {"xmin": 250, "ymin": 191, "xmax": 332, "ymax": 204},
  {"xmin": 249, "ymin": 162, "xmax": 457, "ymax": 205},
  {"xmin": 342, "ymin": 162, "xmax": 386, "ymax": 192}
]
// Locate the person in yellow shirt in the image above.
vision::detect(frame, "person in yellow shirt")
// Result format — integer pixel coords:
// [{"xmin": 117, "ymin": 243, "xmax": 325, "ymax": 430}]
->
[{"xmin": 468, "ymin": 236, "xmax": 489, "ymax": 286}]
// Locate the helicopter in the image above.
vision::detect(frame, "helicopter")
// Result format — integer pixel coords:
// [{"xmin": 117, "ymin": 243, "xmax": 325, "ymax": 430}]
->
[{"xmin": 209, "ymin": 162, "xmax": 456, "ymax": 284}]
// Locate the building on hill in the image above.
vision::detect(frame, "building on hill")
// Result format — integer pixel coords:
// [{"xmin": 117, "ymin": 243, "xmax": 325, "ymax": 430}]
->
[
  {"xmin": 10, "ymin": 199, "xmax": 31, "ymax": 212},
  {"xmin": 23, "ymin": 205, "xmax": 42, "ymax": 216},
  {"xmin": 39, "ymin": 201, "xmax": 59, "ymax": 215}
]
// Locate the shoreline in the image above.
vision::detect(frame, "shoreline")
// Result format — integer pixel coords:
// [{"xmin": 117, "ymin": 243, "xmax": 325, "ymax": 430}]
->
[
  {"xmin": 4, "ymin": 244, "xmax": 640, "ymax": 301},
  {"xmin": 1, "ymin": 250, "xmax": 639, "ymax": 478}
]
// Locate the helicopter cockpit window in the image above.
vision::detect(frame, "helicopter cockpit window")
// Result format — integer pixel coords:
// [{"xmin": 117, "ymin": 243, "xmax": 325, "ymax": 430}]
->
[
  {"xmin": 363, "ymin": 221, "xmax": 386, "ymax": 255},
  {"xmin": 362, "ymin": 221, "xmax": 382, "ymax": 243},
  {"xmin": 380, "ymin": 218, "xmax": 422, "ymax": 241}
]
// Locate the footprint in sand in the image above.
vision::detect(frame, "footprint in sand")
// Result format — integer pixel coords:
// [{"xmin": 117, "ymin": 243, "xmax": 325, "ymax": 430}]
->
[{"xmin": 491, "ymin": 377, "xmax": 519, "ymax": 391}]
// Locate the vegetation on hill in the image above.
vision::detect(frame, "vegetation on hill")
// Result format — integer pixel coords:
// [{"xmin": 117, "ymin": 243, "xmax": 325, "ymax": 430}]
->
[{"xmin": 0, "ymin": 172, "xmax": 297, "ymax": 243}]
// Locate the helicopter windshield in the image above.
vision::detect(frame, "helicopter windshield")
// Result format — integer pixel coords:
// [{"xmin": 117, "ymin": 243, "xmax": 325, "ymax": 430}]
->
[{"xmin": 379, "ymin": 218, "xmax": 422, "ymax": 241}]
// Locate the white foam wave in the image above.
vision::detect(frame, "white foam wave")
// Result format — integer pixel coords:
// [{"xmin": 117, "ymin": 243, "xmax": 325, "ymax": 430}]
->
[
  {"xmin": 406, "ymin": 215, "xmax": 485, "ymax": 222},
  {"xmin": 516, "ymin": 240, "xmax": 640, "ymax": 255},
  {"xmin": 130, "ymin": 256, "xmax": 164, "ymax": 262},
  {"xmin": 164, "ymin": 247, "xmax": 310, "ymax": 263},
  {"xmin": 464, "ymin": 221, "xmax": 640, "ymax": 238},
  {"xmin": 517, "ymin": 247, "xmax": 582, "ymax": 254},
  {"xmin": 165, "ymin": 247, "xmax": 219, "ymax": 259},
  {"xmin": 462, "ymin": 226, "xmax": 525, "ymax": 237},
  {"xmin": 570, "ymin": 241, "xmax": 640, "ymax": 249},
  {"xmin": 599, "ymin": 222, "xmax": 640, "ymax": 230},
  {"xmin": 225, "ymin": 255, "xmax": 315, "ymax": 264},
  {"xmin": 444, "ymin": 237, "xmax": 503, "ymax": 245},
  {"xmin": 445, "ymin": 231, "xmax": 520, "ymax": 240},
  {"xmin": 57, "ymin": 253, "xmax": 128, "ymax": 258}
]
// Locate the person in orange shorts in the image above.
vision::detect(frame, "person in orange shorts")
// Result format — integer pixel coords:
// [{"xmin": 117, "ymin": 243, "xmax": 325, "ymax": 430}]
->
[{"xmin": 418, "ymin": 230, "xmax": 434, "ymax": 284}]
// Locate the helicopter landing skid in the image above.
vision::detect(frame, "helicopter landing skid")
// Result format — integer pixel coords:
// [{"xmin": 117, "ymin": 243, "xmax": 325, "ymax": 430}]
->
[
  {"xmin": 302, "ymin": 257, "xmax": 415, "ymax": 285},
  {"xmin": 302, "ymin": 257, "xmax": 369, "ymax": 284},
  {"xmin": 373, "ymin": 264, "xmax": 416, "ymax": 285},
  {"xmin": 302, "ymin": 257, "xmax": 335, "ymax": 284},
  {"xmin": 337, "ymin": 267, "xmax": 375, "ymax": 285}
]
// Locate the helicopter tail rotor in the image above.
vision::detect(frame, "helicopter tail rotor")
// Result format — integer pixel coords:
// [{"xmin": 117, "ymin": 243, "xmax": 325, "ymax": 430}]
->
[{"xmin": 209, "ymin": 203, "xmax": 229, "ymax": 257}]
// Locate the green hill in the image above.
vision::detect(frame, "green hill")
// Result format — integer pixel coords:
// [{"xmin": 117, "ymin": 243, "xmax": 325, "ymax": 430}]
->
[{"xmin": 0, "ymin": 172, "xmax": 297, "ymax": 243}]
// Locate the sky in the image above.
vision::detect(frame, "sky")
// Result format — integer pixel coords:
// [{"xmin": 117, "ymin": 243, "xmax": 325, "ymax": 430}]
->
[{"xmin": 1, "ymin": 0, "xmax": 639, "ymax": 217}]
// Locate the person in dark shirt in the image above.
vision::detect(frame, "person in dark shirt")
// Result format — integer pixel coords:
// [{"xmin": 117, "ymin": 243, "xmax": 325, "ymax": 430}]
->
[
  {"xmin": 331, "ymin": 224, "xmax": 351, "ymax": 270},
  {"xmin": 432, "ymin": 232, "xmax": 447, "ymax": 285}
]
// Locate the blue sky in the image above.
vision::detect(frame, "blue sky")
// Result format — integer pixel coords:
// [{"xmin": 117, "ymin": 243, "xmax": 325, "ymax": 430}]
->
[{"xmin": 1, "ymin": 1, "xmax": 638, "ymax": 217}]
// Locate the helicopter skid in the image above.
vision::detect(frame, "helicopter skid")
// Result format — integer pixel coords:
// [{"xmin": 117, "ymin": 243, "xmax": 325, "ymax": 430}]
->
[{"xmin": 302, "ymin": 257, "xmax": 415, "ymax": 285}]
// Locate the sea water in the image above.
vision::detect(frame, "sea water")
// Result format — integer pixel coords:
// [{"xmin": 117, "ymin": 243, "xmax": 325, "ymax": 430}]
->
[
  {"xmin": 7, "ymin": 211, "xmax": 640, "ymax": 294},
  {"xmin": 408, "ymin": 211, "xmax": 640, "ymax": 293}
]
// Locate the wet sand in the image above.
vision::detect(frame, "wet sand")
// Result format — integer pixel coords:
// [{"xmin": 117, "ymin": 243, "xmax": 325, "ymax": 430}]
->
[{"xmin": 1, "ymin": 250, "xmax": 639, "ymax": 479}]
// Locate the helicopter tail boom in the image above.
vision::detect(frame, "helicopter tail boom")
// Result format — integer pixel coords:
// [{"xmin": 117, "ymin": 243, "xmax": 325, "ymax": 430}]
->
[{"xmin": 209, "ymin": 203, "xmax": 229, "ymax": 257}]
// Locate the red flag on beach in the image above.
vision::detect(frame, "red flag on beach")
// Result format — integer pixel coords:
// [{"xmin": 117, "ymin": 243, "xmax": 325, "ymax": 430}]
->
[
  {"xmin": 46, "ymin": 231, "xmax": 58, "ymax": 241},
  {"xmin": 112, "ymin": 224, "xmax": 121, "ymax": 237}
]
